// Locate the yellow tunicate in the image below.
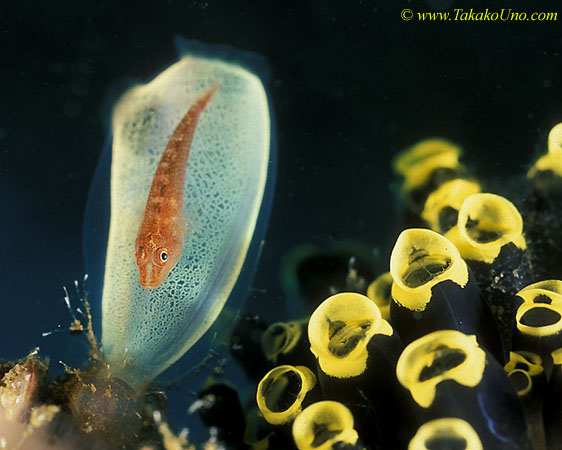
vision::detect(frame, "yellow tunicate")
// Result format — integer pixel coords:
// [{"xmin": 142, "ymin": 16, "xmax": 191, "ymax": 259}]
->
[
  {"xmin": 507, "ymin": 369, "xmax": 533, "ymax": 396},
  {"xmin": 552, "ymin": 348, "xmax": 562, "ymax": 365},
  {"xmin": 448, "ymin": 193, "xmax": 526, "ymax": 264},
  {"xmin": 421, "ymin": 179, "xmax": 481, "ymax": 233},
  {"xmin": 308, "ymin": 292, "xmax": 392, "ymax": 378},
  {"xmin": 515, "ymin": 302, "xmax": 562, "ymax": 337},
  {"xmin": 261, "ymin": 320, "xmax": 305, "ymax": 364},
  {"xmin": 292, "ymin": 401, "xmax": 358, "ymax": 450},
  {"xmin": 528, "ymin": 122, "xmax": 562, "ymax": 178},
  {"xmin": 408, "ymin": 418, "xmax": 483, "ymax": 450},
  {"xmin": 366, "ymin": 272, "xmax": 393, "ymax": 321},
  {"xmin": 393, "ymin": 138, "xmax": 462, "ymax": 193},
  {"xmin": 256, "ymin": 365, "xmax": 317, "ymax": 426},
  {"xmin": 504, "ymin": 351, "xmax": 543, "ymax": 397},
  {"xmin": 504, "ymin": 351, "xmax": 543, "ymax": 377},
  {"xmin": 396, "ymin": 330, "xmax": 486, "ymax": 408},
  {"xmin": 390, "ymin": 229, "xmax": 468, "ymax": 312},
  {"xmin": 517, "ymin": 280, "xmax": 562, "ymax": 306}
]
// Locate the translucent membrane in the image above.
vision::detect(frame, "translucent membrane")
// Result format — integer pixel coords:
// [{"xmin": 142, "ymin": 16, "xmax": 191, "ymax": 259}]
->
[{"xmin": 101, "ymin": 49, "xmax": 271, "ymax": 385}]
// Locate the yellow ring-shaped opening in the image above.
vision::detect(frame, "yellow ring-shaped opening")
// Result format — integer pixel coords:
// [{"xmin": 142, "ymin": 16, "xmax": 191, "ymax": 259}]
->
[
  {"xmin": 308, "ymin": 292, "xmax": 393, "ymax": 378},
  {"xmin": 516, "ymin": 302, "xmax": 562, "ymax": 337},
  {"xmin": 392, "ymin": 138, "xmax": 462, "ymax": 193},
  {"xmin": 408, "ymin": 418, "xmax": 483, "ymax": 450},
  {"xmin": 421, "ymin": 179, "xmax": 481, "ymax": 233},
  {"xmin": 454, "ymin": 193, "xmax": 526, "ymax": 263},
  {"xmin": 292, "ymin": 401, "xmax": 358, "ymax": 450},
  {"xmin": 396, "ymin": 330, "xmax": 486, "ymax": 408},
  {"xmin": 261, "ymin": 320, "xmax": 304, "ymax": 363},
  {"xmin": 256, "ymin": 365, "xmax": 317, "ymax": 426},
  {"xmin": 552, "ymin": 348, "xmax": 562, "ymax": 365},
  {"xmin": 366, "ymin": 272, "xmax": 393, "ymax": 321},
  {"xmin": 504, "ymin": 351, "xmax": 543, "ymax": 377},
  {"xmin": 517, "ymin": 280, "xmax": 562, "ymax": 306},
  {"xmin": 548, "ymin": 123, "xmax": 562, "ymax": 153},
  {"xmin": 507, "ymin": 369, "xmax": 533, "ymax": 397},
  {"xmin": 528, "ymin": 123, "xmax": 562, "ymax": 178},
  {"xmin": 390, "ymin": 229, "xmax": 468, "ymax": 312}
]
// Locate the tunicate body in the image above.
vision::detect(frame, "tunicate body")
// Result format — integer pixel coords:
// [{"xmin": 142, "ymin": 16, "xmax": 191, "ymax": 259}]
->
[{"xmin": 83, "ymin": 39, "xmax": 274, "ymax": 386}]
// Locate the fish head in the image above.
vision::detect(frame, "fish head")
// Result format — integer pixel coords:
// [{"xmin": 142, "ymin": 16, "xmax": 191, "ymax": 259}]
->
[{"xmin": 135, "ymin": 232, "xmax": 182, "ymax": 289}]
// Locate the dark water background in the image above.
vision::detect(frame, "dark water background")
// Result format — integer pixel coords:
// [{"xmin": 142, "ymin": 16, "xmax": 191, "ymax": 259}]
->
[{"xmin": 2, "ymin": 0, "xmax": 562, "ymax": 440}]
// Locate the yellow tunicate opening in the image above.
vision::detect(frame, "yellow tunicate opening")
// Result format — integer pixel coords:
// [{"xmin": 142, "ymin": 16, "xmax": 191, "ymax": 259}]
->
[
  {"xmin": 451, "ymin": 193, "xmax": 526, "ymax": 264},
  {"xmin": 421, "ymin": 179, "xmax": 481, "ymax": 233},
  {"xmin": 516, "ymin": 302, "xmax": 562, "ymax": 337},
  {"xmin": 517, "ymin": 280, "xmax": 562, "ymax": 306},
  {"xmin": 390, "ymin": 229, "xmax": 468, "ymax": 312},
  {"xmin": 292, "ymin": 401, "xmax": 358, "ymax": 450},
  {"xmin": 528, "ymin": 123, "xmax": 562, "ymax": 178},
  {"xmin": 504, "ymin": 351, "xmax": 543, "ymax": 377},
  {"xmin": 256, "ymin": 365, "xmax": 317, "ymax": 426},
  {"xmin": 308, "ymin": 292, "xmax": 393, "ymax": 378},
  {"xmin": 396, "ymin": 330, "xmax": 486, "ymax": 408},
  {"xmin": 261, "ymin": 320, "xmax": 304, "ymax": 363},
  {"xmin": 392, "ymin": 138, "xmax": 463, "ymax": 193},
  {"xmin": 366, "ymin": 272, "xmax": 393, "ymax": 321},
  {"xmin": 551, "ymin": 348, "xmax": 562, "ymax": 365},
  {"xmin": 507, "ymin": 369, "xmax": 533, "ymax": 396},
  {"xmin": 408, "ymin": 418, "xmax": 483, "ymax": 450}
]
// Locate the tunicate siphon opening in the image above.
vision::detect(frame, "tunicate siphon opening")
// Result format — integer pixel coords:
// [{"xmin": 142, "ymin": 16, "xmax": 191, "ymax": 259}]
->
[
  {"xmin": 308, "ymin": 292, "xmax": 392, "ymax": 378},
  {"xmin": 455, "ymin": 193, "xmax": 526, "ymax": 263},
  {"xmin": 256, "ymin": 365, "xmax": 317, "ymax": 425},
  {"xmin": 408, "ymin": 418, "xmax": 482, "ymax": 450},
  {"xmin": 396, "ymin": 331, "xmax": 485, "ymax": 408},
  {"xmin": 327, "ymin": 319, "xmax": 371, "ymax": 357},
  {"xmin": 310, "ymin": 422, "xmax": 343, "ymax": 447},
  {"xmin": 438, "ymin": 206, "xmax": 459, "ymax": 234},
  {"xmin": 520, "ymin": 306, "xmax": 561, "ymax": 328},
  {"xmin": 508, "ymin": 370, "xmax": 531, "ymax": 395},
  {"xmin": 418, "ymin": 347, "xmax": 467, "ymax": 381},
  {"xmin": 292, "ymin": 401, "xmax": 358, "ymax": 450},
  {"xmin": 390, "ymin": 229, "xmax": 468, "ymax": 312},
  {"xmin": 403, "ymin": 252, "xmax": 452, "ymax": 288},
  {"xmin": 421, "ymin": 179, "xmax": 481, "ymax": 233},
  {"xmin": 392, "ymin": 139, "xmax": 462, "ymax": 193},
  {"xmin": 426, "ymin": 436, "xmax": 467, "ymax": 450},
  {"xmin": 367, "ymin": 272, "xmax": 393, "ymax": 320},
  {"xmin": 464, "ymin": 216, "xmax": 502, "ymax": 243},
  {"xmin": 261, "ymin": 321, "xmax": 302, "ymax": 362},
  {"xmin": 261, "ymin": 369, "xmax": 302, "ymax": 413}
]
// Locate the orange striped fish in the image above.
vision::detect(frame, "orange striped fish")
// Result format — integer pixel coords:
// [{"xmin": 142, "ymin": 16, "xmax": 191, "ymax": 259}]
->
[{"xmin": 135, "ymin": 83, "xmax": 219, "ymax": 289}]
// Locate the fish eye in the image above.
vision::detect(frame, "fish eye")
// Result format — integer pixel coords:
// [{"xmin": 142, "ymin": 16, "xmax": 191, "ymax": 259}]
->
[{"xmin": 159, "ymin": 249, "xmax": 168, "ymax": 263}]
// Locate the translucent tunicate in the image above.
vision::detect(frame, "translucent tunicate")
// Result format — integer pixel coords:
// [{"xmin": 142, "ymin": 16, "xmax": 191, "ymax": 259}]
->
[{"xmin": 84, "ymin": 40, "xmax": 273, "ymax": 386}]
